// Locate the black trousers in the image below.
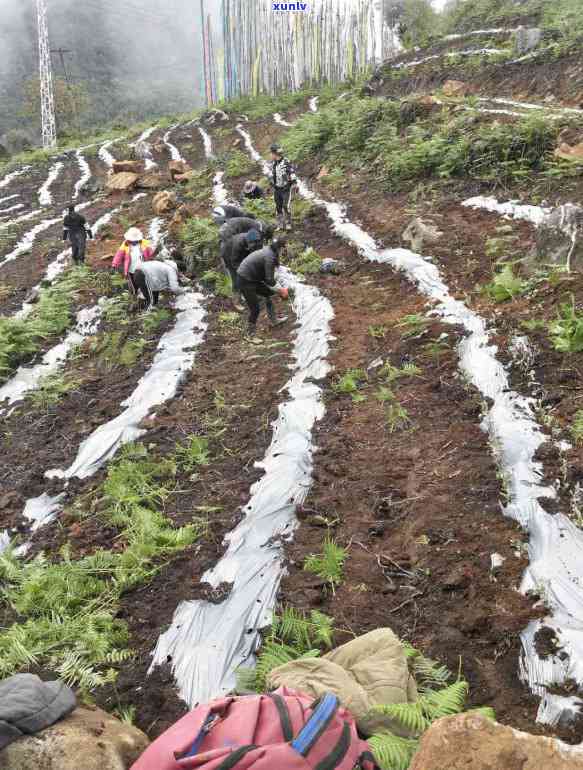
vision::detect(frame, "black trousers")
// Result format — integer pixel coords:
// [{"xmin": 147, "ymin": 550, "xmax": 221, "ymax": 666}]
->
[
  {"xmin": 274, "ymin": 185, "xmax": 292, "ymax": 215},
  {"xmin": 238, "ymin": 277, "xmax": 274, "ymax": 327},
  {"xmin": 130, "ymin": 270, "xmax": 159, "ymax": 309},
  {"xmin": 69, "ymin": 231, "xmax": 87, "ymax": 263},
  {"xmin": 219, "ymin": 241, "xmax": 239, "ymax": 293}
]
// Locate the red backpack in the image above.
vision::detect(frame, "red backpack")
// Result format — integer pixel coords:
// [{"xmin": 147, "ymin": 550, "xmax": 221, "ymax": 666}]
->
[{"xmin": 131, "ymin": 687, "xmax": 377, "ymax": 770}]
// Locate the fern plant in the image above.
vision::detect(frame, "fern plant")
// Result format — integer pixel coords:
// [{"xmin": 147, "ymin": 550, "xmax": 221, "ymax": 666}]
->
[
  {"xmin": 571, "ymin": 410, "xmax": 583, "ymax": 445},
  {"xmin": 304, "ymin": 537, "xmax": 347, "ymax": 592},
  {"xmin": 236, "ymin": 607, "xmax": 335, "ymax": 693},
  {"xmin": 369, "ymin": 644, "xmax": 496, "ymax": 770},
  {"xmin": 201, "ymin": 269, "xmax": 233, "ymax": 297},
  {"xmin": 176, "ymin": 435, "xmax": 211, "ymax": 471},
  {"xmin": 289, "ymin": 247, "xmax": 322, "ymax": 275},
  {"xmin": 396, "ymin": 314, "xmax": 429, "ymax": 338}
]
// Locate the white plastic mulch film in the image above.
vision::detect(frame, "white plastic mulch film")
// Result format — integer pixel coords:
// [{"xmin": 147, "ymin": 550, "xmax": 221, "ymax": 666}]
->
[
  {"xmin": 152, "ymin": 269, "xmax": 333, "ymax": 707},
  {"xmin": 238, "ymin": 123, "xmax": 583, "ymax": 725},
  {"xmin": 150, "ymin": 123, "xmax": 333, "ymax": 706},
  {"xmin": 11, "ymin": 217, "xmax": 207, "ymax": 534}
]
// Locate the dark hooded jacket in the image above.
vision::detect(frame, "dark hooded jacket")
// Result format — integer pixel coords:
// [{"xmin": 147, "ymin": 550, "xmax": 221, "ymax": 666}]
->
[
  {"xmin": 222, "ymin": 232, "xmax": 261, "ymax": 270},
  {"xmin": 237, "ymin": 245, "xmax": 279, "ymax": 287},
  {"xmin": 221, "ymin": 204, "xmax": 255, "ymax": 220},
  {"xmin": 219, "ymin": 217, "xmax": 263, "ymax": 242}
]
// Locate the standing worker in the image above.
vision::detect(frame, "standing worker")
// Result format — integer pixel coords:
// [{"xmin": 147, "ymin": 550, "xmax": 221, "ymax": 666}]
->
[
  {"xmin": 270, "ymin": 144, "xmax": 297, "ymax": 232},
  {"xmin": 112, "ymin": 227, "xmax": 155, "ymax": 299},
  {"xmin": 237, "ymin": 237, "xmax": 289, "ymax": 335},
  {"xmin": 63, "ymin": 205, "xmax": 93, "ymax": 265},
  {"xmin": 132, "ymin": 259, "xmax": 191, "ymax": 311}
]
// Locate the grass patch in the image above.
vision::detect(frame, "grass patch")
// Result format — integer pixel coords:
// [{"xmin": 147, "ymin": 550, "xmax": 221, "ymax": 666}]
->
[
  {"xmin": 29, "ymin": 373, "xmax": 80, "ymax": 410},
  {"xmin": 175, "ymin": 435, "xmax": 211, "ymax": 471},
  {"xmin": 548, "ymin": 298, "xmax": 583, "ymax": 353},
  {"xmin": 224, "ymin": 150, "xmax": 255, "ymax": 179},
  {"xmin": 333, "ymin": 368, "xmax": 367, "ymax": 402},
  {"xmin": 0, "ymin": 444, "xmax": 205, "ymax": 692},
  {"xmin": 288, "ymin": 246, "xmax": 322, "ymax": 275},
  {"xmin": 0, "ymin": 266, "xmax": 101, "ymax": 383},
  {"xmin": 180, "ymin": 217, "xmax": 219, "ymax": 272},
  {"xmin": 201, "ymin": 269, "xmax": 232, "ymax": 297}
]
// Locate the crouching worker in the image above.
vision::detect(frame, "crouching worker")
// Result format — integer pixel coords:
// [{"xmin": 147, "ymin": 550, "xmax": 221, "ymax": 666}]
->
[
  {"xmin": 132, "ymin": 259, "xmax": 190, "ymax": 311},
  {"xmin": 63, "ymin": 205, "xmax": 93, "ymax": 264},
  {"xmin": 112, "ymin": 227, "xmax": 155, "ymax": 298},
  {"xmin": 211, "ymin": 204, "xmax": 256, "ymax": 225},
  {"xmin": 243, "ymin": 180, "xmax": 264, "ymax": 200},
  {"xmin": 237, "ymin": 237, "xmax": 289, "ymax": 335}
]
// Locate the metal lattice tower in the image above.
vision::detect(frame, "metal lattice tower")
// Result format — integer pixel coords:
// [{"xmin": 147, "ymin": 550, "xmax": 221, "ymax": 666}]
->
[{"xmin": 36, "ymin": 0, "xmax": 57, "ymax": 148}]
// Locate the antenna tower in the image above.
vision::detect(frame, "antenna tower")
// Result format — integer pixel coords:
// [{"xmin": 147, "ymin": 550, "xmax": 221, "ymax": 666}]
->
[{"xmin": 36, "ymin": 0, "xmax": 57, "ymax": 148}]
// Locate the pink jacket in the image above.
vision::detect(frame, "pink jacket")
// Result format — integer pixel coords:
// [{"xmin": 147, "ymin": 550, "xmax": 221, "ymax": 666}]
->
[{"xmin": 112, "ymin": 239, "xmax": 154, "ymax": 276}]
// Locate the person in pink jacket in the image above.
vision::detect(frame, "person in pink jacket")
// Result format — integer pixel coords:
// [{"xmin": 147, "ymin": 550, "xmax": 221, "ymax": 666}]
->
[{"xmin": 112, "ymin": 227, "xmax": 155, "ymax": 297}]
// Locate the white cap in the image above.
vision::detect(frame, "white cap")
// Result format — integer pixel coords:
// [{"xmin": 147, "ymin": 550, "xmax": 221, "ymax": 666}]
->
[
  {"xmin": 125, "ymin": 227, "xmax": 144, "ymax": 242},
  {"xmin": 213, "ymin": 207, "xmax": 226, "ymax": 218}
]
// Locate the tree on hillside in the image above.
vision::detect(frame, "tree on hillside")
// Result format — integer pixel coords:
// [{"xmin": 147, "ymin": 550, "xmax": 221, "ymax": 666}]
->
[
  {"xmin": 400, "ymin": 0, "xmax": 439, "ymax": 48},
  {"xmin": 20, "ymin": 77, "xmax": 90, "ymax": 139}
]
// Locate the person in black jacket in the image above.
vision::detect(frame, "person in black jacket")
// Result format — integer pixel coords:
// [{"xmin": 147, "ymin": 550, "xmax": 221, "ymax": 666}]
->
[
  {"xmin": 212, "ymin": 204, "xmax": 256, "ymax": 225},
  {"xmin": 220, "ymin": 228, "xmax": 263, "ymax": 292},
  {"xmin": 237, "ymin": 238, "xmax": 288, "ymax": 333},
  {"xmin": 243, "ymin": 180, "xmax": 265, "ymax": 200},
  {"xmin": 63, "ymin": 205, "xmax": 93, "ymax": 264},
  {"xmin": 270, "ymin": 145, "xmax": 297, "ymax": 232},
  {"xmin": 219, "ymin": 217, "xmax": 272, "ymax": 243}
]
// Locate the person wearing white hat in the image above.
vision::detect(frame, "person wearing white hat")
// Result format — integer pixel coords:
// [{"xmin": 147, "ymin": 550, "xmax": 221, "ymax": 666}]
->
[
  {"xmin": 112, "ymin": 227, "xmax": 155, "ymax": 299},
  {"xmin": 211, "ymin": 204, "xmax": 256, "ymax": 225}
]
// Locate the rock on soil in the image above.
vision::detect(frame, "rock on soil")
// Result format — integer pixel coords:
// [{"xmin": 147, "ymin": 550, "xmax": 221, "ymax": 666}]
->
[
  {"xmin": 0, "ymin": 706, "xmax": 149, "ymax": 770},
  {"xmin": 106, "ymin": 172, "xmax": 139, "ymax": 192},
  {"xmin": 402, "ymin": 218, "xmax": 443, "ymax": 252},
  {"xmin": 112, "ymin": 161, "xmax": 143, "ymax": 175},
  {"xmin": 531, "ymin": 203, "xmax": 583, "ymax": 272},
  {"xmin": 409, "ymin": 714, "xmax": 583, "ymax": 770},
  {"xmin": 168, "ymin": 160, "xmax": 191, "ymax": 182},
  {"xmin": 442, "ymin": 79, "xmax": 469, "ymax": 97},
  {"xmin": 152, "ymin": 190, "xmax": 177, "ymax": 215}
]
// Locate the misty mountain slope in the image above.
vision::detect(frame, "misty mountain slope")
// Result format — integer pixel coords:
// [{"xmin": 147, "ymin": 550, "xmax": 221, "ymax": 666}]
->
[{"xmin": 0, "ymin": 0, "xmax": 206, "ymax": 143}]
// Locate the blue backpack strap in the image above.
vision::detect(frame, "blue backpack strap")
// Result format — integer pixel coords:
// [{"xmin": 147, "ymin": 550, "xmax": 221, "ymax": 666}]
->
[
  {"xmin": 180, "ymin": 713, "xmax": 217, "ymax": 759},
  {"xmin": 291, "ymin": 694, "xmax": 340, "ymax": 757}
]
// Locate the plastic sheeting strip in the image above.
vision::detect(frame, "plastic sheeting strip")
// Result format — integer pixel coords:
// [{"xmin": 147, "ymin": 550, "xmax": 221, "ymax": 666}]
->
[
  {"xmin": 462, "ymin": 195, "xmax": 550, "ymax": 227},
  {"xmin": 393, "ymin": 47, "xmax": 504, "ymax": 69},
  {"xmin": 0, "ymin": 208, "xmax": 43, "ymax": 233},
  {"xmin": 73, "ymin": 150, "xmax": 92, "ymax": 200},
  {"xmin": 0, "ymin": 165, "xmax": 31, "ymax": 190},
  {"xmin": 274, "ymin": 113, "xmax": 293, "ymax": 127},
  {"xmin": 239, "ymin": 123, "xmax": 583, "ymax": 724},
  {"xmin": 0, "ymin": 203, "xmax": 24, "ymax": 215},
  {"xmin": 0, "ymin": 303, "xmax": 103, "ymax": 414},
  {"xmin": 309, "ymin": 97, "xmax": 319, "ymax": 113},
  {"xmin": 151, "ymin": 267, "xmax": 333, "ymax": 706},
  {"xmin": 38, "ymin": 160, "xmax": 64, "ymax": 206},
  {"xmin": 198, "ymin": 126, "xmax": 216, "ymax": 160},
  {"xmin": 163, "ymin": 125, "xmax": 185, "ymax": 163},
  {"xmin": 0, "ymin": 194, "xmax": 20, "ymax": 205},
  {"xmin": 98, "ymin": 140, "xmax": 117, "ymax": 169}
]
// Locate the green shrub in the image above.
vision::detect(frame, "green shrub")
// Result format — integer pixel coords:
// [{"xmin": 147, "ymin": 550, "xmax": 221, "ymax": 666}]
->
[
  {"xmin": 201, "ymin": 269, "xmax": 232, "ymax": 296},
  {"xmin": 224, "ymin": 150, "xmax": 255, "ymax": 178},
  {"xmin": 548, "ymin": 298, "xmax": 583, "ymax": 353},
  {"xmin": 289, "ymin": 247, "xmax": 321, "ymax": 275},
  {"xmin": 180, "ymin": 217, "xmax": 219, "ymax": 270},
  {"xmin": 484, "ymin": 264, "xmax": 527, "ymax": 302}
]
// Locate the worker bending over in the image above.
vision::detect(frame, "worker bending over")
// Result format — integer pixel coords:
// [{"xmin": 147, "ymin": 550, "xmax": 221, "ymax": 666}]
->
[
  {"xmin": 243, "ymin": 180, "xmax": 265, "ymax": 200},
  {"xmin": 212, "ymin": 205, "xmax": 256, "ymax": 225},
  {"xmin": 219, "ymin": 217, "xmax": 271, "ymax": 243},
  {"xmin": 220, "ymin": 228, "xmax": 263, "ymax": 293},
  {"xmin": 63, "ymin": 205, "xmax": 93, "ymax": 264},
  {"xmin": 237, "ymin": 237, "xmax": 289, "ymax": 334},
  {"xmin": 132, "ymin": 259, "xmax": 190, "ymax": 311}
]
